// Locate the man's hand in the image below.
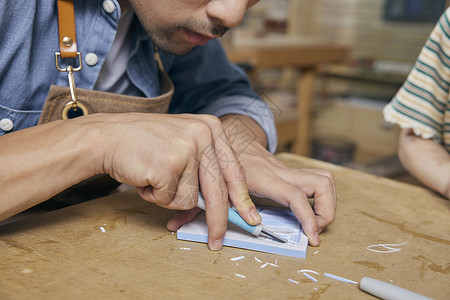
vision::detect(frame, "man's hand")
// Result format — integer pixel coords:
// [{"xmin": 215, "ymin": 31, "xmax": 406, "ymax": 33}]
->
[
  {"xmin": 98, "ymin": 113, "xmax": 261, "ymax": 250},
  {"xmin": 234, "ymin": 144, "xmax": 336, "ymax": 246},
  {"xmin": 167, "ymin": 114, "xmax": 337, "ymax": 247}
]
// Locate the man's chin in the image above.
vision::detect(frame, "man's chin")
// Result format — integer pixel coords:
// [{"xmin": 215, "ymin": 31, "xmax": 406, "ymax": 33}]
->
[{"xmin": 154, "ymin": 41, "xmax": 197, "ymax": 56}]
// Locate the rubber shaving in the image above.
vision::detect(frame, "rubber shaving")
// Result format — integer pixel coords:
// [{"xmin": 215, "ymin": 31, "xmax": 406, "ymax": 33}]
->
[
  {"xmin": 254, "ymin": 257, "xmax": 263, "ymax": 263},
  {"xmin": 260, "ymin": 262, "xmax": 269, "ymax": 268},
  {"xmin": 367, "ymin": 242, "xmax": 408, "ymax": 253},
  {"xmin": 235, "ymin": 273, "xmax": 246, "ymax": 279},
  {"xmin": 298, "ymin": 269, "xmax": 320, "ymax": 275},
  {"xmin": 230, "ymin": 255, "xmax": 245, "ymax": 261},
  {"xmin": 268, "ymin": 263, "xmax": 279, "ymax": 268},
  {"xmin": 288, "ymin": 279, "xmax": 299, "ymax": 284},
  {"xmin": 324, "ymin": 272, "xmax": 357, "ymax": 284},
  {"xmin": 302, "ymin": 272, "xmax": 318, "ymax": 282}
]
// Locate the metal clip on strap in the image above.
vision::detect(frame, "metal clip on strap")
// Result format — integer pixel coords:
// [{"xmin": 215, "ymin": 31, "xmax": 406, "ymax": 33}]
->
[{"xmin": 55, "ymin": 0, "xmax": 87, "ymax": 119}]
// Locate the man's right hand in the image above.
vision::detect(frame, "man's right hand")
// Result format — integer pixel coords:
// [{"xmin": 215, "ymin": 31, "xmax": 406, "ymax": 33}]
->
[{"xmin": 97, "ymin": 113, "xmax": 261, "ymax": 250}]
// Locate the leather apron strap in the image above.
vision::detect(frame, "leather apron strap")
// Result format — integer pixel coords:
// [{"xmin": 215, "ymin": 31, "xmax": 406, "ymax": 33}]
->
[
  {"xmin": 57, "ymin": 0, "xmax": 78, "ymax": 58},
  {"xmin": 55, "ymin": 0, "xmax": 83, "ymax": 117}
]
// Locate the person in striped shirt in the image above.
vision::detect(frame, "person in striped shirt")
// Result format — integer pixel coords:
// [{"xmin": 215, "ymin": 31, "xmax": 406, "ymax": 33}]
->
[{"xmin": 384, "ymin": 8, "xmax": 450, "ymax": 199}]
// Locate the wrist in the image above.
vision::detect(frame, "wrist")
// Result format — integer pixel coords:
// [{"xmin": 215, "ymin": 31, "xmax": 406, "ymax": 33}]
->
[
  {"xmin": 220, "ymin": 114, "xmax": 268, "ymax": 154},
  {"xmin": 74, "ymin": 114, "xmax": 111, "ymax": 177}
]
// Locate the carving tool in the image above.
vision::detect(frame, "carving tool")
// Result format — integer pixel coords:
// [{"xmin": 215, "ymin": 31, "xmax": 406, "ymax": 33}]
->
[
  {"xmin": 197, "ymin": 192, "xmax": 288, "ymax": 243},
  {"xmin": 360, "ymin": 277, "xmax": 432, "ymax": 300}
]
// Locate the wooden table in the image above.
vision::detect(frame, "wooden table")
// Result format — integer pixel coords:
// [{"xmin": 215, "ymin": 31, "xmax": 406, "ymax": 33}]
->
[
  {"xmin": 226, "ymin": 38, "xmax": 350, "ymax": 156},
  {"xmin": 1, "ymin": 153, "xmax": 449, "ymax": 299}
]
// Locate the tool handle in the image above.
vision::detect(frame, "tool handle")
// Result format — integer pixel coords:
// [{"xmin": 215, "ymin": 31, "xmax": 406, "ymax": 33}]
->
[
  {"xmin": 227, "ymin": 207, "xmax": 262, "ymax": 236},
  {"xmin": 197, "ymin": 192, "xmax": 262, "ymax": 236},
  {"xmin": 359, "ymin": 277, "xmax": 432, "ymax": 300}
]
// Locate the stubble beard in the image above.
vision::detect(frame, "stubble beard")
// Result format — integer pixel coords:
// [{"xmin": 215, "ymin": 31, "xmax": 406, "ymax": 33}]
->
[
  {"xmin": 149, "ymin": 26, "xmax": 193, "ymax": 55},
  {"xmin": 144, "ymin": 19, "xmax": 229, "ymax": 55}
]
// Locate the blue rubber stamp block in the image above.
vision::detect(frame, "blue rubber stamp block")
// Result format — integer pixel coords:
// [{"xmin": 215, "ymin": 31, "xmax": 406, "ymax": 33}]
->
[{"xmin": 177, "ymin": 206, "xmax": 308, "ymax": 258}]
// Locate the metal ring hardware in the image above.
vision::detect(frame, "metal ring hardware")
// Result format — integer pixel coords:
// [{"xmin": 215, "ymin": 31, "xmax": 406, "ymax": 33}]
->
[
  {"xmin": 62, "ymin": 101, "xmax": 88, "ymax": 120},
  {"xmin": 54, "ymin": 52, "xmax": 82, "ymax": 72}
]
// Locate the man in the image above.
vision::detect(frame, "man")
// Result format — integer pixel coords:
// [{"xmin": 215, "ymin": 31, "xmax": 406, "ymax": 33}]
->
[{"xmin": 0, "ymin": 0, "xmax": 336, "ymax": 250}]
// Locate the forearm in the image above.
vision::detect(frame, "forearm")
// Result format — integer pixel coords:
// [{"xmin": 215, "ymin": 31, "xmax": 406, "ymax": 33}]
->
[
  {"xmin": 398, "ymin": 129, "xmax": 450, "ymax": 199},
  {"xmin": 220, "ymin": 114, "xmax": 268, "ymax": 153},
  {"xmin": 0, "ymin": 116, "xmax": 104, "ymax": 220},
  {"xmin": 195, "ymin": 93, "xmax": 277, "ymax": 154}
]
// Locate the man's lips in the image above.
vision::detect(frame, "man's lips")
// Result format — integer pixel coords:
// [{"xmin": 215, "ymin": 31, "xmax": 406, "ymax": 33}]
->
[{"xmin": 181, "ymin": 28, "xmax": 216, "ymax": 46}]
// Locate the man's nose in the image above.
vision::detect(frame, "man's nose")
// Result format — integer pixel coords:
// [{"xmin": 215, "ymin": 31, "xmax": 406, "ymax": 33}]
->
[{"xmin": 206, "ymin": 0, "xmax": 248, "ymax": 29}]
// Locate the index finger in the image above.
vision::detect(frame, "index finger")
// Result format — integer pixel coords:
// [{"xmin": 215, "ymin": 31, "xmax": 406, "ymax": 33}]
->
[
  {"xmin": 199, "ymin": 115, "xmax": 261, "ymax": 225},
  {"xmin": 198, "ymin": 143, "xmax": 228, "ymax": 251}
]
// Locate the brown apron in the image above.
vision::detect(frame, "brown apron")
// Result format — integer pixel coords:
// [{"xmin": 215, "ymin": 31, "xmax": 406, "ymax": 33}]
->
[
  {"xmin": 38, "ymin": 66, "xmax": 173, "ymax": 124},
  {"xmin": 36, "ymin": 53, "xmax": 174, "ymax": 209}
]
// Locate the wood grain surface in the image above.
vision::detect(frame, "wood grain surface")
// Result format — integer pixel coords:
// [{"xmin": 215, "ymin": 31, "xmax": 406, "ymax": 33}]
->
[{"xmin": 0, "ymin": 153, "xmax": 448, "ymax": 299}]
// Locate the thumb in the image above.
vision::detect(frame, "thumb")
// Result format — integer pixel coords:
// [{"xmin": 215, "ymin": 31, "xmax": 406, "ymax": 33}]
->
[{"xmin": 166, "ymin": 207, "xmax": 202, "ymax": 231}]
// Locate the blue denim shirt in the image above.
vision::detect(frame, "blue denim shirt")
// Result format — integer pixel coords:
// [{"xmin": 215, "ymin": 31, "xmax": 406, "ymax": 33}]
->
[{"xmin": 0, "ymin": 0, "xmax": 277, "ymax": 152}]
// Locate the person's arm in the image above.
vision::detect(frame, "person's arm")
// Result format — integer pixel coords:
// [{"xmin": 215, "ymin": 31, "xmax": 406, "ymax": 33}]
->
[
  {"xmin": 398, "ymin": 128, "xmax": 450, "ymax": 199},
  {"xmin": 0, "ymin": 112, "xmax": 263, "ymax": 251},
  {"xmin": 0, "ymin": 118, "xmax": 102, "ymax": 220}
]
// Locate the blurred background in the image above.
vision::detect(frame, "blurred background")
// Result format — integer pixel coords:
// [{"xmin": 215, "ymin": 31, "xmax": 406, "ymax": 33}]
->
[{"xmin": 220, "ymin": 0, "xmax": 449, "ymax": 185}]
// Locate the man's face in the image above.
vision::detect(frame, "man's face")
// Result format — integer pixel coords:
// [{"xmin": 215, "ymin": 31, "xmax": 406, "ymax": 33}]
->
[{"xmin": 128, "ymin": 0, "xmax": 259, "ymax": 55}]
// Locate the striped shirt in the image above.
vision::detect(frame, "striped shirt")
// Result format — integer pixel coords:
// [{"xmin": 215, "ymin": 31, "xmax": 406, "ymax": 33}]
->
[{"xmin": 383, "ymin": 8, "xmax": 450, "ymax": 153}]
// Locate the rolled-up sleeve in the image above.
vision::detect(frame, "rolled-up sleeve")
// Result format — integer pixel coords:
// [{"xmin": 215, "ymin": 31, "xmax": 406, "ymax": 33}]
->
[{"xmin": 163, "ymin": 40, "xmax": 277, "ymax": 153}]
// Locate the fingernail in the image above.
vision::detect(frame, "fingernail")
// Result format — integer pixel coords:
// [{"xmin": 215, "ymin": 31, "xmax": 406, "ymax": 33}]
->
[
  {"xmin": 209, "ymin": 239, "xmax": 223, "ymax": 251},
  {"xmin": 250, "ymin": 209, "xmax": 262, "ymax": 225},
  {"xmin": 313, "ymin": 232, "xmax": 320, "ymax": 246}
]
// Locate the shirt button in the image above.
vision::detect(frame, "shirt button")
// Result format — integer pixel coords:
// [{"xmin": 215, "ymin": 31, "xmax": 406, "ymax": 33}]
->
[
  {"xmin": 85, "ymin": 53, "xmax": 98, "ymax": 66},
  {"xmin": 103, "ymin": 0, "xmax": 116, "ymax": 13},
  {"xmin": 0, "ymin": 118, "xmax": 14, "ymax": 132}
]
